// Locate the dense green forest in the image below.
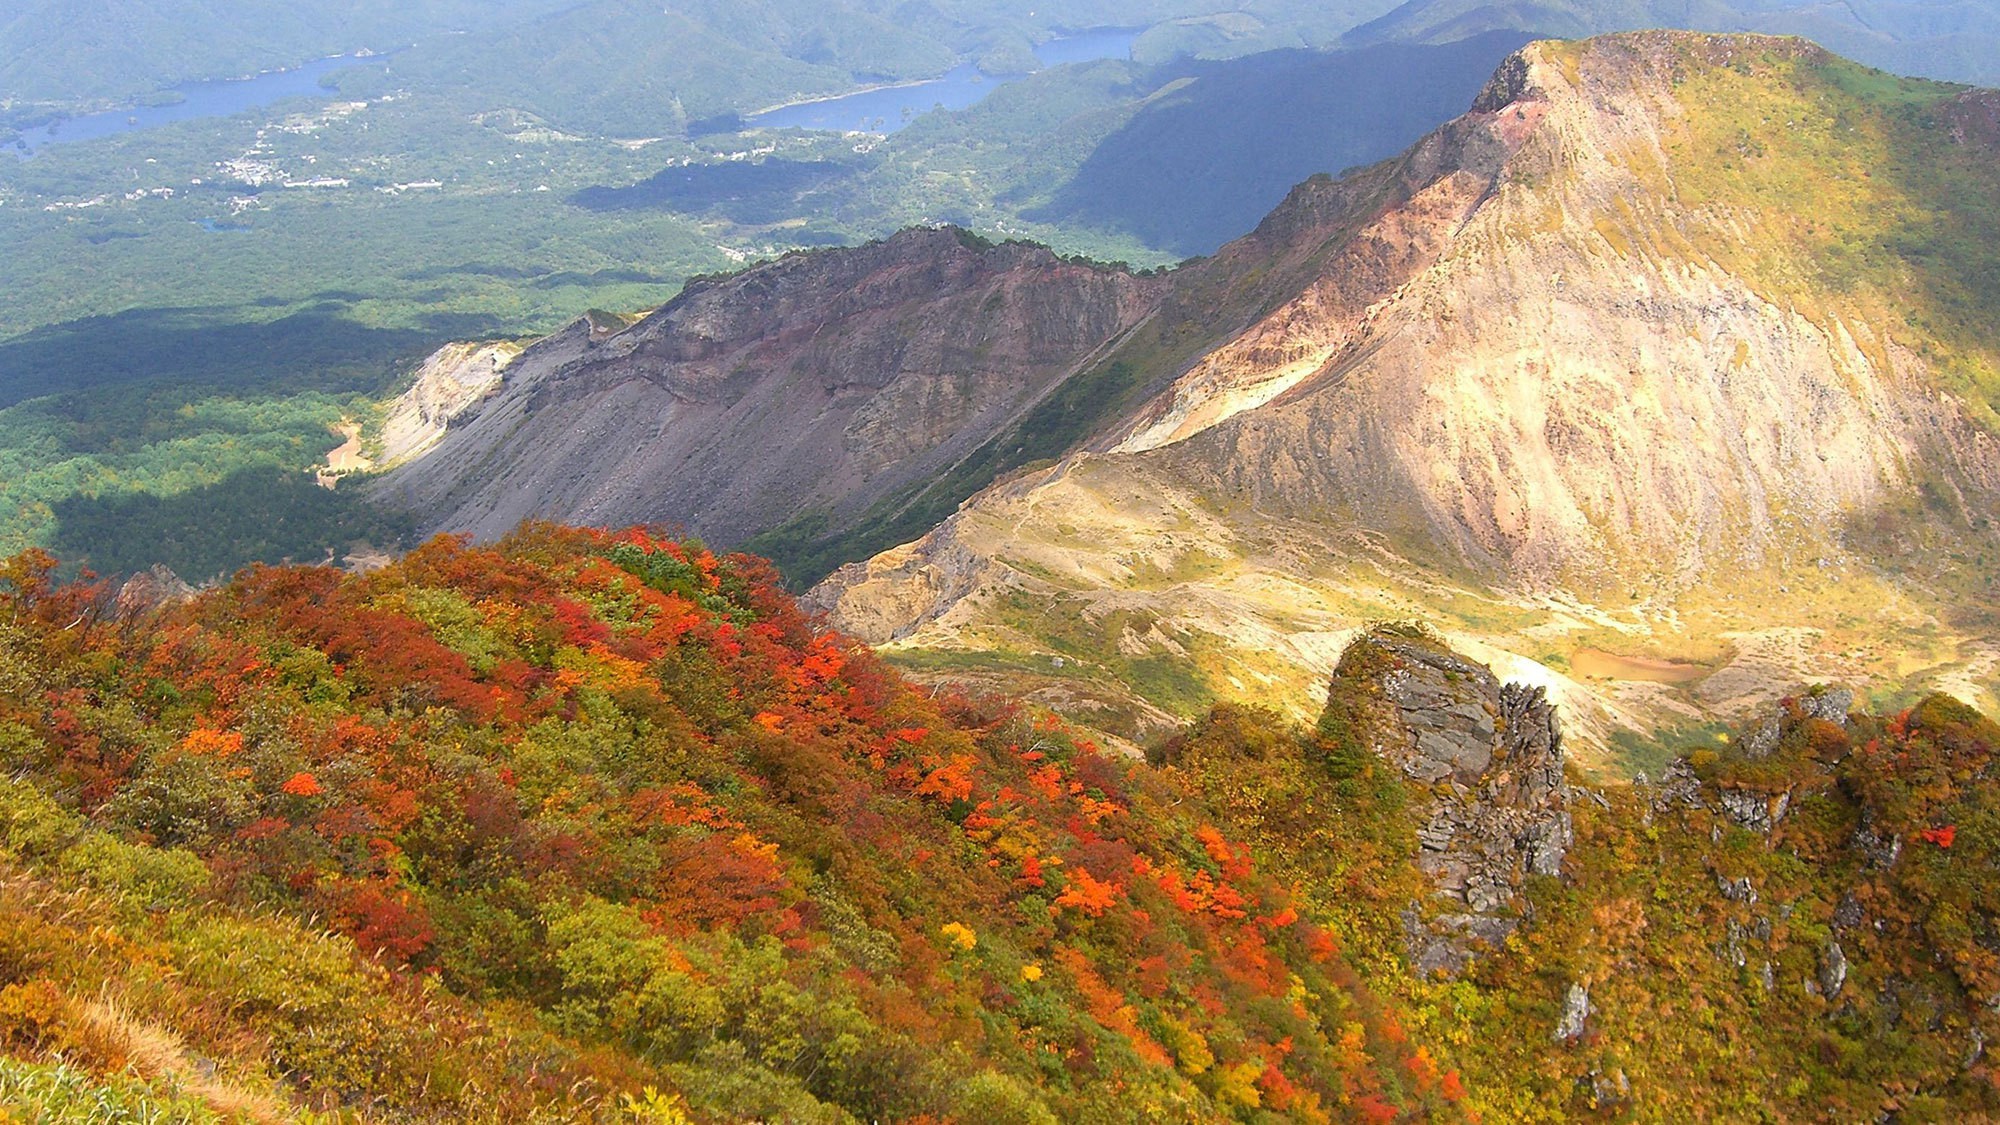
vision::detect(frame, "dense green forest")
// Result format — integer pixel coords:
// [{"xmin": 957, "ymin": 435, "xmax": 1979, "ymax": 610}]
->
[
  {"xmin": 0, "ymin": 386, "xmax": 383, "ymax": 567},
  {"xmin": 48, "ymin": 469, "xmax": 411, "ymax": 582}
]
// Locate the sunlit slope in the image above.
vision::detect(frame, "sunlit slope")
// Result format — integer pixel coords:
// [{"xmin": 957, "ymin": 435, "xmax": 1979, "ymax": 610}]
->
[
  {"xmin": 815, "ymin": 33, "xmax": 2000, "ymax": 764},
  {"xmin": 6, "ymin": 542, "xmax": 2000, "ymax": 1118},
  {"xmin": 0, "ymin": 530, "xmax": 1443, "ymax": 1122}
]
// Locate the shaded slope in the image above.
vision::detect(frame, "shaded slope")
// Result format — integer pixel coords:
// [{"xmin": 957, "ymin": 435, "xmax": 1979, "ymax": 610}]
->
[{"xmin": 1027, "ymin": 31, "xmax": 1534, "ymax": 255}]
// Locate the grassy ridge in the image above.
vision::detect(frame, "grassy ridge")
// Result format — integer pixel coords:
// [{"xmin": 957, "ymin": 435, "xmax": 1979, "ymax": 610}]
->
[{"xmin": 1632, "ymin": 41, "xmax": 2000, "ymax": 429}]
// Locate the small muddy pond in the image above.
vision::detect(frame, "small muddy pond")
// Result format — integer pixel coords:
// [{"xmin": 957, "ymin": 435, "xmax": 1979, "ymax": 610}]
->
[{"xmin": 1570, "ymin": 648, "xmax": 1710, "ymax": 684}]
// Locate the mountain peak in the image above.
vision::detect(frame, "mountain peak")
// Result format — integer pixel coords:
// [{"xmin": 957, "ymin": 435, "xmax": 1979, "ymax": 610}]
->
[{"xmin": 815, "ymin": 31, "xmax": 2000, "ymax": 755}]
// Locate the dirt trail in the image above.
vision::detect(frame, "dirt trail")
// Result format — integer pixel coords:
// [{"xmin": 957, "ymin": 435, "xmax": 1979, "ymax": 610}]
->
[{"xmin": 317, "ymin": 420, "xmax": 372, "ymax": 487}]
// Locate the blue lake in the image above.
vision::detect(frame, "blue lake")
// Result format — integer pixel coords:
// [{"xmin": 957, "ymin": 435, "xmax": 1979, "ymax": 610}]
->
[
  {"xmin": 746, "ymin": 28, "xmax": 1139, "ymax": 134},
  {"xmin": 10, "ymin": 54, "xmax": 385, "ymax": 157}
]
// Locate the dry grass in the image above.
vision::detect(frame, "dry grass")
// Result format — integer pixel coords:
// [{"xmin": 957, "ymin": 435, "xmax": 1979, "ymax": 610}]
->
[{"xmin": 69, "ymin": 994, "xmax": 296, "ymax": 1124}]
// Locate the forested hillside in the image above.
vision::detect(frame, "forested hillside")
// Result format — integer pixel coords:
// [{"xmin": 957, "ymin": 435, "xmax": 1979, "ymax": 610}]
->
[
  {"xmin": 2, "ymin": 532, "xmax": 1998, "ymax": 1119},
  {"xmin": 0, "ymin": 529, "xmax": 1434, "ymax": 1121}
]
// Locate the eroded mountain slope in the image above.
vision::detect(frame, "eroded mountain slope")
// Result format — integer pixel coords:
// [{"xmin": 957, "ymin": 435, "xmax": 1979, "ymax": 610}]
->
[
  {"xmin": 374, "ymin": 228, "xmax": 1164, "ymax": 546},
  {"xmin": 814, "ymin": 33, "xmax": 2000, "ymax": 763}
]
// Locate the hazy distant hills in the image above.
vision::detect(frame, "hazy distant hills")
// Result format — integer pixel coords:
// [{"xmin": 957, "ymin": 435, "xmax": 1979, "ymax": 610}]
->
[
  {"xmin": 569, "ymin": 33, "xmax": 1529, "ymax": 258},
  {"xmin": 1348, "ymin": 0, "xmax": 2000, "ymax": 84},
  {"xmin": 14, "ymin": 0, "xmax": 1996, "ymax": 121},
  {"xmin": 350, "ymin": 0, "xmax": 1401, "ymax": 138},
  {"xmin": 350, "ymin": 0, "xmax": 958, "ymax": 138},
  {"xmin": 0, "ymin": 0, "xmax": 1398, "ymax": 114},
  {"xmin": 0, "ymin": 0, "xmax": 578, "ymax": 104}
]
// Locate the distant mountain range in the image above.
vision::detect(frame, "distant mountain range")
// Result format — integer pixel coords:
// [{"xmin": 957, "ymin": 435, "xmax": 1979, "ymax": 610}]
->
[
  {"xmin": 9, "ymin": 0, "xmax": 1997, "ymax": 120},
  {"xmin": 1348, "ymin": 0, "xmax": 2000, "ymax": 84}
]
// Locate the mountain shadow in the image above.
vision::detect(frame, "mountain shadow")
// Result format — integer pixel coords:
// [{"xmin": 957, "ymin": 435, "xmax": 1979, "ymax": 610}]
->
[
  {"xmin": 0, "ymin": 307, "xmax": 497, "ymax": 409},
  {"xmin": 1027, "ymin": 31, "xmax": 1533, "ymax": 257},
  {"xmin": 50, "ymin": 467, "xmax": 413, "ymax": 581}
]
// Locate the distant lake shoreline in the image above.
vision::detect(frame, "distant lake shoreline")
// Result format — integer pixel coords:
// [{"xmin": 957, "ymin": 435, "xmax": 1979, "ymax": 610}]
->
[
  {"xmin": 746, "ymin": 28, "xmax": 1140, "ymax": 135},
  {"xmin": 8, "ymin": 27, "xmax": 1140, "ymax": 155},
  {"xmin": 9, "ymin": 53, "xmax": 388, "ymax": 158}
]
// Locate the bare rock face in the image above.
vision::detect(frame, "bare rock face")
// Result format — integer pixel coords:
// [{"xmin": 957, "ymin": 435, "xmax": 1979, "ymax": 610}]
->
[
  {"xmin": 375, "ymin": 228, "xmax": 1165, "ymax": 546},
  {"xmin": 1554, "ymin": 982, "xmax": 1593, "ymax": 1043},
  {"xmin": 1718, "ymin": 788, "xmax": 1789, "ymax": 835},
  {"xmin": 112, "ymin": 565, "xmax": 196, "ymax": 617},
  {"xmin": 1340, "ymin": 629, "xmax": 1571, "ymax": 975},
  {"xmin": 376, "ymin": 342, "xmax": 519, "ymax": 469}
]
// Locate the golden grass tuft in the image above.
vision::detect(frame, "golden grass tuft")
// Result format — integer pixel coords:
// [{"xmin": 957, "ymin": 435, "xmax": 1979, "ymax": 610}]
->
[{"xmin": 70, "ymin": 994, "xmax": 296, "ymax": 1123}]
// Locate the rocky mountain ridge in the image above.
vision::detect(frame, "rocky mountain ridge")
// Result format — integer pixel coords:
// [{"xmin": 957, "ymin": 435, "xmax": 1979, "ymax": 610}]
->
[
  {"xmin": 1323, "ymin": 627, "xmax": 1574, "ymax": 975},
  {"xmin": 811, "ymin": 32, "xmax": 2000, "ymax": 761}
]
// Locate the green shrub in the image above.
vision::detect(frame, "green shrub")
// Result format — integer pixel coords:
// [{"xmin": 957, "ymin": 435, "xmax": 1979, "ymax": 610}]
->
[
  {"xmin": 0, "ymin": 777, "xmax": 82, "ymax": 859},
  {"xmin": 0, "ymin": 1057, "xmax": 221, "ymax": 1124},
  {"xmin": 949, "ymin": 1070, "xmax": 1061, "ymax": 1125},
  {"xmin": 57, "ymin": 834, "xmax": 209, "ymax": 907}
]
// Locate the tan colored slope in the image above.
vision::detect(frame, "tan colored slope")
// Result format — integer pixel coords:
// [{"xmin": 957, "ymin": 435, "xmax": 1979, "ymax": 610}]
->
[
  {"xmin": 813, "ymin": 33, "xmax": 2000, "ymax": 769},
  {"xmin": 375, "ymin": 341, "xmax": 521, "ymax": 469}
]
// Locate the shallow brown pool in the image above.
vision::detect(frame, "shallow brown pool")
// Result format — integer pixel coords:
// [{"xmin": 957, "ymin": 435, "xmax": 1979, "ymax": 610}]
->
[{"xmin": 1570, "ymin": 648, "xmax": 1710, "ymax": 684}]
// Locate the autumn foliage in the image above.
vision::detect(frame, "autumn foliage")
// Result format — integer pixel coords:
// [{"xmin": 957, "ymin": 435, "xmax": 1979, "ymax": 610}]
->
[
  {"xmin": 4, "ymin": 529, "xmax": 1997, "ymax": 1121},
  {"xmin": 0, "ymin": 527, "xmax": 1434, "ymax": 1122}
]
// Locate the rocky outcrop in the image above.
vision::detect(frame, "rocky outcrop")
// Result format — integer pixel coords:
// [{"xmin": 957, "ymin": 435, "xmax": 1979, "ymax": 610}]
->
[
  {"xmin": 1341, "ymin": 629, "xmax": 1571, "ymax": 975},
  {"xmin": 1718, "ymin": 788, "xmax": 1790, "ymax": 835},
  {"xmin": 111, "ymin": 566, "xmax": 196, "ymax": 617},
  {"xmin": 374, "ymin": 228, "xmax": 1165, "ymax": 546},
  {"xmin": 1820, "ymin": 941, "xmax": 1849, "ymax": 999},
  {"xmin": 1554, "ymin": 982, "xmax": 1593, "ymax": 1042}
]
